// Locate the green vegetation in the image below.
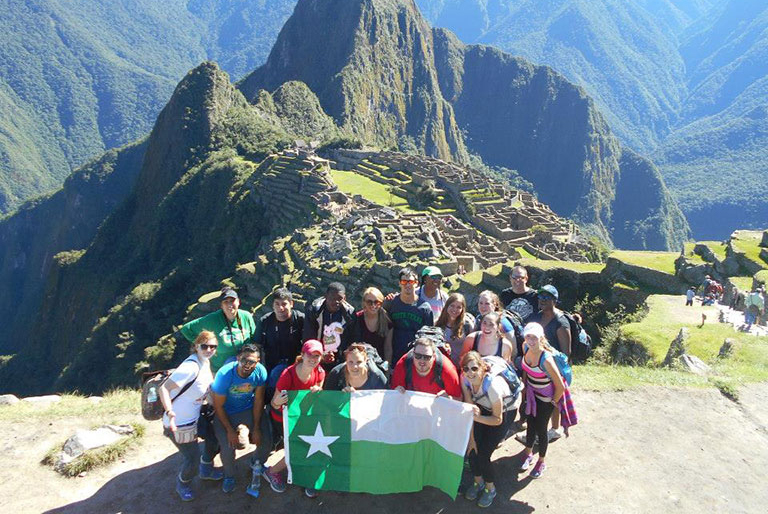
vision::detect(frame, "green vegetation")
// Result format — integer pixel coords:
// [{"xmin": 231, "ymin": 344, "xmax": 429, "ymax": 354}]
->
[
  {"xmin": 575, "ymin": 364, "xmax": 710, "ymax": 391},
  {"xmin": 730, "ymin": 276, "xmax": 753, "ymax": 292},
  {"xmin": 730, "ymin": 231, "xmax": 768, "ymax": 270},
  {"xmin": 610, "ymin": 250, "xmax": 678, "ymax": 275},
  {"xmin": 619, "ymin": 295, "xmax": 768, "ymax": 382},
  {"xmin": 43, "ymin": 422, "xmax": 145, "ymax": 477},
  {"xmin": 330, "ymin": 170, "xmax": 418, "ymax": 213},
  {"xmin": 699, "ymin": 241, "xmax": 728, "ymax": 261},
  {"xmin": 0, "ymin": 389, "xmax": 139, "ymax": 423},
  {"xmin": 517, "ymin": 258, "xmax": 605, "ymax": 273}
]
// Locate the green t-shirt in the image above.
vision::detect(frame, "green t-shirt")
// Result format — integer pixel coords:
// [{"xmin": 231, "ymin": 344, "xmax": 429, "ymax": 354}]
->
[{"xmin": 180, "ymin": 309, "xmax": 256, "ymax": 372}]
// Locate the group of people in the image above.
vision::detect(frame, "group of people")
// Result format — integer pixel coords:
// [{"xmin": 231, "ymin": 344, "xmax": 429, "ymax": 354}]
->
[{"xmin": 158, "ymin": 264, "xmax": 578, "ymax": 507}]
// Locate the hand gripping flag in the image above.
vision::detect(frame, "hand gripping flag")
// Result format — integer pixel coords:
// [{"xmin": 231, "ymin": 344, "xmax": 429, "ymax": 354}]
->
[{"xmin": 284, "ymin": 389, "xmax": 474, "ymax": 498}]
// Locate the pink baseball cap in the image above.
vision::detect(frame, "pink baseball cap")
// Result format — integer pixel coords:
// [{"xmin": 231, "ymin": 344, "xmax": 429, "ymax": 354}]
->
[{"xmin": 302, "ymin": 339, "xmax": 324, "ymax": 355}]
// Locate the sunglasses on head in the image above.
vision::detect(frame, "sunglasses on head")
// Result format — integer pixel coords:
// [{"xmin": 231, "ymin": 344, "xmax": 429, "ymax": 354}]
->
[
  {"xmin": 413, "ymin": 352, "xmax": 433, "ymax": 361},
  {"xmin": 400, "ymin": 279, "xmax": 418, "ymax": 285},
  {"xmin": 200, "ymin": 343, "xmax": 218, "ymax": 351},
  {"xmin": 462, "ymin": 365, "xmax": 480, "ymax": 373}
]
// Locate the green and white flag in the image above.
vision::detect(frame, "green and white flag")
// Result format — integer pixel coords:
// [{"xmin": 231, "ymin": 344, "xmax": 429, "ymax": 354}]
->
[{"xmin": 284, "ymin": 389, "xmax": 474, "ymax": 498}]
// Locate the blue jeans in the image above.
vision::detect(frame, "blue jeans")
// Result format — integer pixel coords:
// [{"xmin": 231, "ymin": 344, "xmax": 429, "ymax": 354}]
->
[
  {"xmin": 745, "ymin": 310, "xmax": 757, "ymax": 328},
  {"xmin": 164, "ymin": 427, "xmax": 217, "ymax": 482}
]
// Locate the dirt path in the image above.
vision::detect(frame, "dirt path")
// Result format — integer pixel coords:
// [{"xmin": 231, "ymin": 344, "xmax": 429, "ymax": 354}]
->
[{"xmin": 3, "ymin": 384, "xmax": 767, "ymax": 513}]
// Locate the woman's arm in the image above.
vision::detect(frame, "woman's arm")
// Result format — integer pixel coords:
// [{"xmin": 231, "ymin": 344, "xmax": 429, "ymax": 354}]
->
[
  {"xmin": 460, "ymin": 333, "xmax": 475, "ymax": 358},
  {"xmin": 556, "ymin": 312, "xmax": 572, "ymax": 356},
  {"xmin": 501, "ymin": 339, "xmax": 514, "ymax": 362},
  {"xmin": 158, "ymin": 379, "xmax": 179, "ymax": 430}
]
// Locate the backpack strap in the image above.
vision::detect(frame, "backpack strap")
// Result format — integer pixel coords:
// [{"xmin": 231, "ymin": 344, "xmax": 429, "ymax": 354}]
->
[
  {"xmin": 405, "ymin": 351, "xmax": 414, "ymax": 389},
  {"xmin": 472, "ymin": 332, "xmax": 480, "ymax": 352},
  {"xmin": 433, "ymin": 350, "xmax": 445, "ymax": 389},
  {"xmin": 171, "ymin": 358, "xmax": 201, "ymax": 403}
]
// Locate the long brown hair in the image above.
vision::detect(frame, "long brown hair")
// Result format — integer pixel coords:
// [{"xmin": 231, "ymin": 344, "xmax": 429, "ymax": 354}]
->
[{"xmin": 435, "ymin": 293, "xmax": 467, "ymax": 339}]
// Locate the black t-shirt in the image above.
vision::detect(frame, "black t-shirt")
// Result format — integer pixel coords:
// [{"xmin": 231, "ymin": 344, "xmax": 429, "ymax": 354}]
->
[
  {"xmin": 528, "ymin": 311, "xmax": 570, "ymax": 352},
  {"xmin": 257, "ymin": 311, "xmax": 305, "ymax": 372},
  {"xmin": 383, "ymin": 296, "xmax": 434, "ymax": 364},
  {"xmin": 500, "ymin": 288, "xmax": 539, "ymax": 322}
]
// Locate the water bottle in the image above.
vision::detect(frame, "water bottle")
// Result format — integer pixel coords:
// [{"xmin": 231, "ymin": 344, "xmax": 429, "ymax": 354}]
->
[
  {"xmin": 248, "ymin": 458, "xmax": 262, "ymax": 497},
  {"xmin": 147, "ymin": 385, "xmax": 158, "ymax": 403}
]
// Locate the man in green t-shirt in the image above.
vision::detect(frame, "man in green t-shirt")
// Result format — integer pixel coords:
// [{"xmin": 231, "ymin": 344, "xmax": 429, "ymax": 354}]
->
[{"xmin": 180, "ymin": 287, "xmax": 256, "ymax": 372}]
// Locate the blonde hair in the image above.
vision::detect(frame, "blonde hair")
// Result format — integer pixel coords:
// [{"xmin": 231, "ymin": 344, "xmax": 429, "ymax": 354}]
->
[{"xmin": 362, "ymin": 286, "xmax": 391, "ymax": 338}]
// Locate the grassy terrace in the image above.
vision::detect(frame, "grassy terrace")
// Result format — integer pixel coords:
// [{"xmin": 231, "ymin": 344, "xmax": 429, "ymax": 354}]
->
[
  {"xmin": 330, "ymin": 169, "xmax": 419, "ymax": 213},
  {"xmin": 730, "ymin": 230, "xmax": 767, "ymax": 270},
  {"xmin": 518, "ymin": 258, "xmax": 606, "ymax": 273},
  {"xmin": 610, "ymin": 250, "xmax": 678, "ymax": 275},
  {"xmin": 620, "ymin": 295, "xmax": 768, "ymax": 382},
  {"xmin": 698, "ymin": 240, "xmax": 728, "ymax": 261},
  {"xmin": 730, "ymin": 276, "xmax": 753, "ymax": 291}
]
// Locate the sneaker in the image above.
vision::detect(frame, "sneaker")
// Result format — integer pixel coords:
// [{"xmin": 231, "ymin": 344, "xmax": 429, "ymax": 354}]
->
[
  {"xmin": 530, "ymin": 460, "xmax": 546, "ymax": 479},
  {"xmin": 176, "ymin": 477, "xmax": 194, "ymax": 501},
  {"xmin": 477, "ymin": 487, "xmax": 497, "ymax": 508},
  {"xmin": 547, "ymin": 428, "xmax": 563, "ymax": 442},
  {"xmin": 261, "ymin": 467, "xmax": 286, "ymax": 493},
  {"xmin": 519, "ymin": 453, "xmax": 535, "ymax": 472},
  {"xmin": 199, "ymin": 460, "xmax": 224, "ymax": 481},
  {"xmin": 304, "ymin": 487, "xmax": 319, "ymax": 498},
  {"xmin": 222, "ymin": 477, "xmax": 236, "ymax": 493},
  {"xmin": 464, "ymin": 481, "xmax": 485, "ymax": 501}
]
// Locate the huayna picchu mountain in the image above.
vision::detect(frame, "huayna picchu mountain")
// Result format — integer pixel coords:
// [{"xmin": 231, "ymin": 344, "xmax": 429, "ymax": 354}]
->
[{"xmin": 239, "ymin": 0, "xmax": 689, "ymax": 250}]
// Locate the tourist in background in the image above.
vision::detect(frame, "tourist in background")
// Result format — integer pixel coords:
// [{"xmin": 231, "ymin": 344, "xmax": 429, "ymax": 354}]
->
[
  {"xmin": 159, "ymin": 330, "xmax": 222, "ymax": 501},
  {"xmin": 180, "ymin": 287, "xmax": 257, "ymax": 373},
  {"xmin": 435, "ymin": 292, "xmax": 475, "ymax": 367},
  {"xmin": 461, "ymin": 351, "xmax": 515, "ymax": 508},
  {"xmin": 349, "ymin": 286, "xmax": 393, "ymax": 364}
]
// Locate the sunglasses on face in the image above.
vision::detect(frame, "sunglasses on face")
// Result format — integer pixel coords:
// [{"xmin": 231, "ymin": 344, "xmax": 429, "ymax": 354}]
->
[
  {"xmin": 364, "ymin": 298, "xmax": 382, "ymax": 306},
  {"xmin": 428, "ymin": 274, "xmax": 443, "ymax": 280},
  {"xmin": 400, "ymin": 279, "xmax": 418, "ymax": 285},
  {"xmin": 240, "ymin": 358, "xmax": 259, "ymax": 366},
  {"xmin": 512, "ymin": 275, "xmax": 526, "ymax": 280},
  {"xmin": 413, "ymin": 352, "xmax": 433, "ymax": 361},
  {"xmin": 462, "ymin": 365, "xmax": 480, "ymax": 373},
  {"xmin": 200, "ymin": 343, "xmax": 218, "ymax": 351},
  {"xmin": 539, "ymin": 295, "xmax": 555, "ymax": 301}
]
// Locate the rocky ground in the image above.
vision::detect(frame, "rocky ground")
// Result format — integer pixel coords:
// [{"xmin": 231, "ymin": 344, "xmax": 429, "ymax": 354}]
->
[{"xmin": 2, "ymin": 382, "xmax": 767, "ymax": 514}]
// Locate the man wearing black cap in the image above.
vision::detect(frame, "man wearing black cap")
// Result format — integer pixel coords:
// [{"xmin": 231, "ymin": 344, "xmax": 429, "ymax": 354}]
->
[
  {"xmin": 528, "ymin": 285, "xmax": 571, "ymax": 356},
  {"xmin": 180, "ymin": 286, "xmax": 257, "ymax": 372}
]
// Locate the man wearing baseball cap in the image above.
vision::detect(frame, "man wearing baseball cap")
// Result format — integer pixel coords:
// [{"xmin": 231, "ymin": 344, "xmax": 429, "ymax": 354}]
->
[
  {"xmin": 417, "ymin": 265, "xmax": 449, "ymax": 319},
  {"xmin": 180, "ymin": 286, "xmax": 257, "ymax": 372},
  {"xmin": 528, "ymin": 285, "xmax": 571, "ymax": 356}
]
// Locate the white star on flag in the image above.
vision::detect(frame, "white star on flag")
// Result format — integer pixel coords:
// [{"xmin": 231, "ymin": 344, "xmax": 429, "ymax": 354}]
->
[{"xmin": 298, "ymin": 422, "xmax": 340, "ymax": 458}]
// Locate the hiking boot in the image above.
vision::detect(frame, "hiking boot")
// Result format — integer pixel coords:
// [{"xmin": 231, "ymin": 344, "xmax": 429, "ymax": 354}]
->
[
  {"xmin": 199, "ymin": 460, "xmax": 224, "ymax": 481},
  {"xmin": 304, "ymin": 487, "xmax": 319, "ymax": 498},
  {"xmin": 530, "ymin": 460, "xmax": 546, "ymax": 479},
  {"xmin": 547, "ymin": 428, "xmax": 563, "ymax": 442},
  {"xmin": 176, "ymin": 477, "xmax": 194, "ymax": 501},
  {"xmin": 262, "ymin": 467, "xmax": 286, "ymax": 493},
  {"xmin": 477, "ymin": 487, "xmax": 497, "ymax": 508},
  {"xmin": 464, "ymin": 480, "xmax": 485, "ymax": 501},
  {"xmin": 222, "ymin": 476, "xmax": 236, "ymax": 493},
  {"xmin": 519, "ymin": 453, "xmax": 535, "ymax": 472}
]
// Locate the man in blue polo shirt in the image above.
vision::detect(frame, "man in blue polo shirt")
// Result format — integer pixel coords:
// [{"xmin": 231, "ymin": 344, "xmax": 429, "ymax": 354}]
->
[{"xmin": 211, "ymin": 344, "xmax": 269, "ymax": 497}]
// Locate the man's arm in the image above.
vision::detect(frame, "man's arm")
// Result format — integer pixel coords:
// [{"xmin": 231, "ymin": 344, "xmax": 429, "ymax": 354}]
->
[{"xmin": 250, "ymin": 385, "xmax": 266, "ymax": 446}]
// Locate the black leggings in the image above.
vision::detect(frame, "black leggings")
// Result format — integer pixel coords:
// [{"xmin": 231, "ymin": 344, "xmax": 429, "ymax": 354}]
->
[
  {"xmin": 468, "ymin": 412, "xmax": 512, "ymax": 483},
  {"xmin": 526, "ymin": 397, "xmax": 555, "ymax": 458}
]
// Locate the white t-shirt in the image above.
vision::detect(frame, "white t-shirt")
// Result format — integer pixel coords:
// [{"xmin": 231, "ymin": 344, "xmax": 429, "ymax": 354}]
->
[
  {"xmin": 162, "ymin": 355, "xmax": 214, "ymax": 428},
  {"xmin": 418, "ymin": 287, "xmax": 447, "ymax": 319},
  {"xmin": 469, "ymin": 373, "xmax": 512, "ymax": 412}
]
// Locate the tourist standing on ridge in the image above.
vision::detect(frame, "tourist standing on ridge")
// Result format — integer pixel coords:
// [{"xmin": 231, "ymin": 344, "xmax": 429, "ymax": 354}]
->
[
  {"xmin": 461, "ymin": 311, "xmax": 514, "ymax": 362},
  {"xmin": 461, "ymin": 351, "xmax": 515, "ymax": 508},
  {"xmin": 518, "ymin": 323, "xmax": 565, "ymax": 480},
  {"xmin": 266, "ymin": 340, "xmax": 326, "ymax": 498},
  {"xmin": 384, "ymin": 267, "xmax": 434, "ymax": 364},
  {"xmin": 303, "ymin": 283, "xmax": 356, "ymax": 369},
  {"xmin": 180, "ymin": 287, "xmax": 257, "ymax": 373},
  {"xmin": 685, "ymin": 286, "xmax": 696, "ymax": 306},
  {"xmin": 255, "ymin": 288, "xmax": 304, "ymax": 383},
  {"xmin": 500, "ymin": 265, "xmax": 538, "ymax": 322},
  {"xmin": 417, "ymin": 265, "xmax": 449, "ymax": 319},
  {"xmin": 435, "ymin": 292, "xmax": 475, "ymax": 367},
  {"xmin": 391, "ymin": 337, "xmax": 461, "ymax": 399},
  {"xmin": 211, "ymin": 344, "xmax": 269, "ymax": 497},
  {"xmin": 349, "ymin": 287, "xmax": 393, "ymax": 364},
  {"xmin": 159, "ymin": 330, "xmax": 223, "ymax": 502}
]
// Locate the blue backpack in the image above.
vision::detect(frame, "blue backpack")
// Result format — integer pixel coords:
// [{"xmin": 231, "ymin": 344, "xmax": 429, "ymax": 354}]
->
[{"xmin": 540, "ymin": 350, "xmax": 572, "ymax": 386}]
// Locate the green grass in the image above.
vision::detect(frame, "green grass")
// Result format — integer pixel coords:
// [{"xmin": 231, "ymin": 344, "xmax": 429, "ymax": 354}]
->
[
  {"xmin": 517, "ymin": 258, "xmax": 605, "ymax": 273},
  {"xmin": 730, "ymin": 230, "xmax": 767, "ymax": 270},
  {"xmin": 575, "ymin": 363, "xmax": 710, "ymax": 391},
  {"xmin": 330, "ymin": 169, "xmax": 420, "ymax": 213},
  {"xmin": 682, "ymin": 242, "xmax": 706, "ymax": 264},
  {"xmin": 619, "ymin": 295, "xmax": 768, "ymax": 382},
  {"xmin": 730, "ymin": 276, "xmax": 753, "ymax": 292},
  {"xmin": 43, "ymin": 422, "xmax": 145, "ymax": 477},
  {"xmin": 755, "ymin": 270, "xmax": 768, "ymax": 286},
  {"xmin": 698, "ymin": 240, "xmax": 728, "ymax": 261},
  {"xmin": 610, "ymin": 250, "xmax": 678, "ymax": 275},
  {"xmin": 0, "ymin": 389, "xmax": 140, "ymax": 422}
]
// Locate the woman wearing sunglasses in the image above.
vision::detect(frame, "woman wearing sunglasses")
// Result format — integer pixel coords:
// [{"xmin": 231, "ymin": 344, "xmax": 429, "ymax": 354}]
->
[
  {"xmin": 460, "ymin": 351, "xmax": 515, "ymax": 508},
  {"xmin": 349, "ymin": 287, "xmax": 393, "ymax": 364},
  {"xmin": 159, "ymin": 330, "xmax": 222, "ymax": 501}
]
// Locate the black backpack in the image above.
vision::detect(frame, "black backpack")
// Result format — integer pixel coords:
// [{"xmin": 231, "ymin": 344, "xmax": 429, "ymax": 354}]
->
[
  {"xmin": 411, "ymin": 325, "xmax": 451, "ymax": 357},
  {"xmin": 140, "ymin": 357, "xmax": 200, "ymax": 420},
  {"xmin": 562, "ymin": 311, "xmax": 592, "ymax": 363}
]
